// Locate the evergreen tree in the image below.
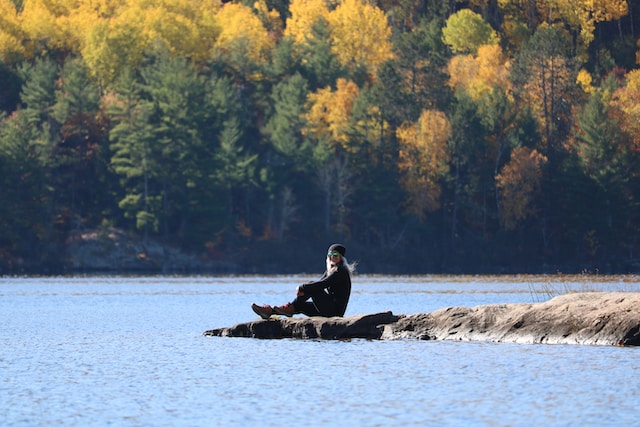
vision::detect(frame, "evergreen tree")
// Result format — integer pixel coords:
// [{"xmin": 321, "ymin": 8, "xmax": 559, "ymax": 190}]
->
[
  {"xmin": 19, "ymin": 57, "xmax": 59, "ymax": 141},
  {"xmin": 570, "ymin": 80, "xmax": 632, "ymax": 262},
  {"xmin": 51, "ymin": 57, "xmax": 106, "ymax": 228},
  {"xmin": 298, "ymin": 17, "xmax": 346, "ymax": 90},
  {"xmin": 443, "ymin": 94, "xmax": 490, "ymax": 266},
  {"xmin": 140, "ymin": 51, "xmax": 209, "ymax": 241},
  {"xmin": 264, "ymin": 73, "xmax": 310, "ymax": 165},
  {"xmin": 13, "ymin": 57, "xmax": 68, "ymax": 268},
  {"xmin": 108, "ymin": 68, "xmax": 157, "ymax": 243},
  {"xmin": 0, "ymin": 111, "xmax": 52, "ymax": 270},
  {"xmin": 0, "ymin": 62, "xmax": 21, "ymax": 113}
]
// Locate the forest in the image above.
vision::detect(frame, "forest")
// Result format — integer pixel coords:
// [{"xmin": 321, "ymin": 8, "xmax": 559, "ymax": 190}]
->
[{"xmin": 1, "ymin": 0, "xmax": 639, "ymax": 274}]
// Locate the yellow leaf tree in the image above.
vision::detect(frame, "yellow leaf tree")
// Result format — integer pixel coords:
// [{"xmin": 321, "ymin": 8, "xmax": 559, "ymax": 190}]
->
[
  {"xmin": 284, "ymin": 0, "xmax": 330, "ymax": 45},
  {"xmin": 447, "ymin": 43, "xmax": 511, "ymax": 101},
  {"xmin": 497, "ymin": 0, "xmax": 628, "ymax": 58},
  {"xmin": 611, "ymin": 69, "xmax": 640, "ymax": 151},
  {"xmin": 447, "ymin": 42, "xmax": 519, "ymax": 225},
  {"xmin": 442, "ymin": 8, "xmax": 500, "ymax": 55},
  {"xmin": 327, "ymin": 0, "xmax": 394, "ymax": 77},
  {"xmin": 17, "ymin": 0, "xmax": 115, "ymax": 55},
  {"xmin": 19, "ymin": 0, "xmax": 72, "ymax": 52},
  {"xmin": 0, "ymin": 0, "xmax": 25, "ymax": 62},
  {"xmin": 305, "ymin": 78, "xmax": 360, "ymax": 153},
  {"xmin": 214, "ymin": 2, "xmax": 275, "ymax": 65},
  {"xmin": 537, "ymin": 0, "xmax": 628, "ymax": 50},
  {"xmin": 303, "ymin": 77, "xmax": 362, "ymax": 236},
  {"xmin": 81, "ymin": 10, "xmax": 147, "ymax": 84},
  {"xmin": 8, "ymin": 0, "xmax": 222, "ymax": 82},
  {"xmin": 396, "ymin": 109, "xmax": 451, "ymax": 219}
]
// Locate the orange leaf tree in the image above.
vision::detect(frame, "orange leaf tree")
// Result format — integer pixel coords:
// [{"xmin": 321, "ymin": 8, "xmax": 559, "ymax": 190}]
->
[{"xmin": 496, "ymin": 146, "xmax": 548, "ymax": 230}]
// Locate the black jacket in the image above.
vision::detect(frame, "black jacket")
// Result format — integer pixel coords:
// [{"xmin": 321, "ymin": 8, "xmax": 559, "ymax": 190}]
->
[{"xmin": 299, "ymin": 263, "xmax": 351, "ymax": 316}]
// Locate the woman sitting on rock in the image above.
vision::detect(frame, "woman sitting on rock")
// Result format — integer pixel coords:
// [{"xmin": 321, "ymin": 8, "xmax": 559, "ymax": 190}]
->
[{"xmin": 252, "ymin": 244, "xmax": 355, "ymax": 318}]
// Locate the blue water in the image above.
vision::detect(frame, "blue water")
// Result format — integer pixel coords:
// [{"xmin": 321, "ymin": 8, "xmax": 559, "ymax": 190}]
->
[{"xmin": 1, "ymin": 275, "xmax": 639, "ymax": 426}]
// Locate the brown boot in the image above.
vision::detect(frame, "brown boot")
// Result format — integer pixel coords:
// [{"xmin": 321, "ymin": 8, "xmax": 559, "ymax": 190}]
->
[
  {"xmin": 273, "ymin": 303, "xmax": 295, "ymax": 317},
  {"xmin": 251, "ymin": 303, "xmax": 274, "ymax": 319}
]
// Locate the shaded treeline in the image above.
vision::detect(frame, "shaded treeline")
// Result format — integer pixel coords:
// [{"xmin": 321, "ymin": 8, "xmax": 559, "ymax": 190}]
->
[{"xmin": 1, "ymin": 0, "xmax": 639, "ymax": 274}]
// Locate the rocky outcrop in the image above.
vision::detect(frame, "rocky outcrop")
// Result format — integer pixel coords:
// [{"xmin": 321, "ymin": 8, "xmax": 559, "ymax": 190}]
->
[
  {"xmin": 204, "ymin": 292, "xmax": 640, "ymax": 346},
  {"xmin": 204, "ymin": 311, "xmax": 401, "ymax": 340},
  {"xmin": 381, "ymin": 292, "xmax": 640, "ymax": 346}
]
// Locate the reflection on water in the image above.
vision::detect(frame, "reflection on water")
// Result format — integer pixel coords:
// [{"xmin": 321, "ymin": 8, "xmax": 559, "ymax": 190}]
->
[{"xmin": 1, "ymin": 275, "xmax": 638, "ymax": 426}]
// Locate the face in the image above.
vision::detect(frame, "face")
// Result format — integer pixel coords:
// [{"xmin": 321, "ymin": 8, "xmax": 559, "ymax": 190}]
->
[{"xmin": 327, "ymin": 251, "xmax": 342, "ymax": 263}]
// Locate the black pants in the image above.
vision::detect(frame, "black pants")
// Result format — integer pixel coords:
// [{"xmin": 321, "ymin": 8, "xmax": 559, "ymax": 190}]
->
[{"xmin": 291, "ymin": 289, "xmax": 340, "ymax": 317}]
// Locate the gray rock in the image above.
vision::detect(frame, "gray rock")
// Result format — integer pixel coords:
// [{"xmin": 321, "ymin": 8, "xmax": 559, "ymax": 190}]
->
[
  {"xmin": 203, "ymin": 311, "xmax": 401, "ymax": 339},
  {"xmin": 204, "ymin": 292, "xmax": 640, "ymax": 346},
  {"xmin": 382, "ymin": 292, "xmax": 640, "ymax": 346},
  {"xmin": 66, "ymin": 227, "xmax": 236, "ymax": 273}
]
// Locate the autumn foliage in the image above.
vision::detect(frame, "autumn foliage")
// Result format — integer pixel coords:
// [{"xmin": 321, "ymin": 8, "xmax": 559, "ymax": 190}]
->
[
  {"xmin": 1, "ymin": 0, "xmax": 640, "ymax": 273},
  {"xmin": 496, "ymin": 147, "xmax": 548, "ymax": 230}
]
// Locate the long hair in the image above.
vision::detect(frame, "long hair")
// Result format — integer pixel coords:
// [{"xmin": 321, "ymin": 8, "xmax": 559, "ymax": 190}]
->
[{"xmin": 327, "ymin": 256, "xmax": 357, "ymax": 275}]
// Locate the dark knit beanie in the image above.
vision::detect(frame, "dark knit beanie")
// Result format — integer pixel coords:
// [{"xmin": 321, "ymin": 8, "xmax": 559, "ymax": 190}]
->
[{"xmin": 328, "ymin": 244, "xmax": 346, "ymax": 256}]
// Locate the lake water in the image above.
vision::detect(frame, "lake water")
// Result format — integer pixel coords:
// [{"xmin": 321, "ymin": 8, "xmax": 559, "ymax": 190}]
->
[{"xmin": 1, "ymin": 275, "xmax": 639, "ymax": 426}]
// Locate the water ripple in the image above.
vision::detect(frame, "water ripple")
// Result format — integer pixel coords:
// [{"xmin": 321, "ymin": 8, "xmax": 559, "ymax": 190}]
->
[{"xmin": 1, "ymin": 276, "xmax": 638, "ymax": 426}]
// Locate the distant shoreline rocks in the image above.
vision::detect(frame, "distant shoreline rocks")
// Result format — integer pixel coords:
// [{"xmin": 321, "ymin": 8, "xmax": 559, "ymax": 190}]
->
[
  {"xmin": 204, "ymin": 292, "xmax": 640, "ymax": 347},
  {"xmin": 65, "ymin": 228, "xmax": 237, "ymax": 274}
]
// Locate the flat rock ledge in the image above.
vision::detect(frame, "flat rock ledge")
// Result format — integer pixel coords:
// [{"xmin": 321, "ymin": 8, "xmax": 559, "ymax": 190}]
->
[{"xmin": 203, "ymin": 292, "xmax": 640, "ymax": 346}]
